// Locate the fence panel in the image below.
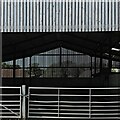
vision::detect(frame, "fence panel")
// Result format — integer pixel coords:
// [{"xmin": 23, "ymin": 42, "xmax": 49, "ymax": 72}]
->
[
  {"xmin": 28, "ymin": 87, "xmax": 120, "ymax": 119},
  {"xmin": 0, "ymin": 87, "xmax": 21, "ymax": 118}
]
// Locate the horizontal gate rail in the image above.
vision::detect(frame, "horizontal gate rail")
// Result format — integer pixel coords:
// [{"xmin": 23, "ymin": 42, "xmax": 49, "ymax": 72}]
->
[
  {"xmin": 29, "ymin": 87, "xmax": 120, "ymax": 89},
  {"xmin": 28, "ymin": 87, "xmax": 120, "ymax": 119},
  {"xmin": 0, "ymin": 87, "xmax": 21, "ymax": 119}
]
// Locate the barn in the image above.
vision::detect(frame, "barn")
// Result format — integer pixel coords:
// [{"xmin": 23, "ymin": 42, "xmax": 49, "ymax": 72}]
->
[{"xmin": 1, "ymin": 1, "xmax": 120, "ymax": 119}]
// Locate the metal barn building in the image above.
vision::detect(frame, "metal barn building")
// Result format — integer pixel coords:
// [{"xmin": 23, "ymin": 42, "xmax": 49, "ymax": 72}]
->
[{"xmin": 1, "ymin": 1, "xmax": 120, "ymax": 120}]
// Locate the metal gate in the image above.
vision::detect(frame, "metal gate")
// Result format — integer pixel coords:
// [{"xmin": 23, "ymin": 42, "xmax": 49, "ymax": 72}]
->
[
  {"xmin": 28, "ymin": 87, "xmax": 120, "ymax": 119},
  {"xmin": 0, "ymin": 86, "xmax": 21, "ymax": 119},
  {"xmin": 0, "ymin": 86, "xmax": 120, "ymax": 119}
]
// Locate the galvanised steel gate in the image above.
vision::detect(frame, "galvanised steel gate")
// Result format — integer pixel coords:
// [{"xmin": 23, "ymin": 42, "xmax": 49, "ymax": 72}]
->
[
  {"xmin": 1, "ymin": 86, "xmax": 120, "ymax": 119},
  {"xmin": 28, "ymin": 87, "xmax": 120, "ymax": 119},
  {"xmin": 1, "ymin": 0, "xmax": 120, "ymax": 32},
  {"xmin": 0, "ymin": 86, "xmax": 21, "ymax": 119}
]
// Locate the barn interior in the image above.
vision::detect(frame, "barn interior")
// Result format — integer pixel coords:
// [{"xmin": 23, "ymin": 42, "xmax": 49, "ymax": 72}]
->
[
  {"xmin": 1, "ymin": 32, "xmax": 120, "ymax": 119},
  {"xmin": 2, "ymin": 32, "xmax": 120, "ymax": 87}
]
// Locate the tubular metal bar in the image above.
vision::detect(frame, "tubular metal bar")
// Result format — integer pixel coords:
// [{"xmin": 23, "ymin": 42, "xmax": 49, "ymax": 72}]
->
[
  {"xmin": 28, "ymin": 116, "xmax": 120, "ymax": 119},
  {"xmin": 0, "ymin": 87, "xmax": 21, "ymax": 88},
  {"xmin": 28, "ymin": 87, "xmax": 120, "ymax": 119},
  {"xmin": 29, "ymin": 87, "xmax": 120, "ymax": 89},
  {"xmin": 1, "ymin": 109, "xmax": 20, "ymax": 111},
  {"xmin": 29, "ymin": 108, "xmax": 120, "ymax": 112},
  {"xmin": 20, "ymin": 85, "xmax": 22, "ymax": 118},
  {"xmin": 0, "ymin": 101, "xmax": 20, "ymax": 102},
  {"xmin": 22, "ymin": 85, "xmax": 26, "ymax": 119},
  {"xmin": 30, "ymin": 94, "xmax": 120, "ymax": 97},
  {"xmin": 89, "ymin": 89, "xmax": 91, "ymax": 118},
  {"xmin": 0, "ymin": 112, "xmax": 19, "ymax": 114},
  {"xmin": 28, "ymin": 86, "xmax": 30, "ymax": 119},
  {"xmin": 0, "ymin": 104, "xmax": 20, "ymax": 106},
  {"xmin": 29, "ymin": 112, "xmax": 120, "ymax": 116},
  {"xmin": 0, "ymin": 94, "xmax": 21, "ymax": 96},
  {"xmin": 0, "ymin": 116, "xmax": 21, "ymax": 118},
  {"xmin": 29, "ymin": 104, "xmax": 120, "ymax": 108},
  {"xmin": 30, "ymin": 112, "xmax": 89, "ymax": 115},
  {"xmin": 58, "ymin": 89, "xmax": 60, "ymax": 117}
]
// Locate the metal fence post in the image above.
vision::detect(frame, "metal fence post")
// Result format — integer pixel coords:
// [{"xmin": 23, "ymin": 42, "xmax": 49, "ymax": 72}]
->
[
  {"xmin": 89, "ymin": 88, "xmax": 91, "ymax": 119},
  {"xmin": 58, "ymin": 89, "xmax": 60, "ymax": 118},
  {"xmin": 22, "ymin": 85, "xmax": 26, "ymax": 119}
]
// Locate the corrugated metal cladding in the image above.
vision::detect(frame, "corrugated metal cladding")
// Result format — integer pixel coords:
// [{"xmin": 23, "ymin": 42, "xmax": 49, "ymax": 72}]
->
[{"xmin": 1, "ymin": 0, "xmax": 120, "ymax": 32}]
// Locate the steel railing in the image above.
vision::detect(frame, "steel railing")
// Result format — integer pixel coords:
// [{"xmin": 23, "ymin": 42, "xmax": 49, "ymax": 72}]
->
[
  {"xmin": 0, "ymin": 87, "xmax": 21, "ymax": 118},
  {"xmin": 28, "ymin": 87, "xmax": 120, "ymax": 119}
]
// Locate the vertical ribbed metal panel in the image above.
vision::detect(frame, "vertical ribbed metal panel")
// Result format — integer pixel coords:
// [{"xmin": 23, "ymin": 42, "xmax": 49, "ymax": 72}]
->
[
  {"xmin": 1, "ymin": 0, "xmax": 120, "ymax": 32},
  {"xmin": 89, "ymin": 1, "xmax": 92, "ymax": 31}
]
